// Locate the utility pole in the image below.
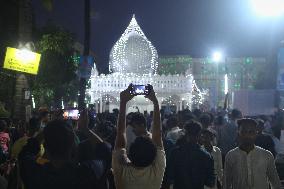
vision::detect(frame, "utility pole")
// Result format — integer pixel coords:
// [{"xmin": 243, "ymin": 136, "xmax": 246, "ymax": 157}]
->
[
  {"xmin": 78, "ymin": 0, "xmax": 90, "ymax": 109},
  {"xmin": 13, "ymin": 0, "xmax": 32, "ymax": 120}
]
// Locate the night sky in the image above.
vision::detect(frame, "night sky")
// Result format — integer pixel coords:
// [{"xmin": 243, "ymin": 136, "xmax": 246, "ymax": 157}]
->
[{"xmin": 32, "ymin": 0, "xmax": 284, "ymax": 72}]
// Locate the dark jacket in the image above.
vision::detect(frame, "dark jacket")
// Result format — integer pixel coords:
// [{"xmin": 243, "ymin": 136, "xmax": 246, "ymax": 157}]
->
[{"xmin": 167, "ymin": 142, "xmax": 215, "ymax": 189}]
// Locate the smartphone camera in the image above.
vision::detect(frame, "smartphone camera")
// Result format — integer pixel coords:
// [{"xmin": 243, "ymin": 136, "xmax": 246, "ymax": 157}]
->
[
  {"xmin": 63, "ymin": 109, "xmax": 79, "ymax": 120},
  {"xmin": 131, "ymin": 85, "xmax": 150, "ymax": 95}
]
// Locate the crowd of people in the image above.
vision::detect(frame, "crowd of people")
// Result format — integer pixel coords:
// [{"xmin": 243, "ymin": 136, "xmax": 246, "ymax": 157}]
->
[{"xmin": 0, "ymin": 84, "xmax": 283, "ymax": 189}]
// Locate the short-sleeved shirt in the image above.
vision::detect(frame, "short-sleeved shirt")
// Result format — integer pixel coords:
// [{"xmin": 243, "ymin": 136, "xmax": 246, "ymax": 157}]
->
[{"xmin": 112, "ymin": 147, "xmax": 166, "ymax": 189}]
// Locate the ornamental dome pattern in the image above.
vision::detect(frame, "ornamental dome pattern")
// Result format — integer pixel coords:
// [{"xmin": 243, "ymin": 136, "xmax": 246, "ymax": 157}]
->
[{"xmin": 109, "ymin": 15, "xmax": 158, "ymax": 75}]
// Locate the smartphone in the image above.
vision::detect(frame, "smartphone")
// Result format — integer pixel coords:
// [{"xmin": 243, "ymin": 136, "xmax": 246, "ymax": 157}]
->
[
  {"xmin": 63, "ymin": 110, "xmax": 79, "ymax": 120},
  {"xmin": 131, "ymin": 85, "xmax": 150, "ymax": 95}
]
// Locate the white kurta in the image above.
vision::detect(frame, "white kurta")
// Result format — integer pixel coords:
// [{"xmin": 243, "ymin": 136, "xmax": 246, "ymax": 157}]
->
[
  {"xmin": 224, "ymin": 146, "xmax": 281, "ymax": 189},
  {"xmin": 204, "ymin": 146, "xmax": 223, "ymax": 189}
]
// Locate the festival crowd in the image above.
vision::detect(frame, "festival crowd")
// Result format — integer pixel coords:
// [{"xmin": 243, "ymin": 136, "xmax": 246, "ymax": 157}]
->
[{"xmin": 0, "ymin": 85, "xmax": 283, "ymax": 189}]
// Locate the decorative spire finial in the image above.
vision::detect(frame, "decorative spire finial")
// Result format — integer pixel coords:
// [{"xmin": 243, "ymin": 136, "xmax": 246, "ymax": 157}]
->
[{"xmin": 109, "ymin": 15, "xmax": 158, "ymax": 75}]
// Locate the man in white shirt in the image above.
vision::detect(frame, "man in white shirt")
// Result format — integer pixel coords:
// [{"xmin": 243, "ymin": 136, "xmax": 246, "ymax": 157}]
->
[
  {"xmin": 112, "ymin": 84, "xmax": 166, "ymax": 189},
  {"xmin": 224, "ymin": 118, "xmax": 281, "ymax": 189}
]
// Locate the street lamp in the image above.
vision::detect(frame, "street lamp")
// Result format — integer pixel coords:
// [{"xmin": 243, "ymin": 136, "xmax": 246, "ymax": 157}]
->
[
  {"xmin": 251, "ymin": 0, "xmax": 284, "ymax": 17},
  {"xmin": 213, "ymin": 51, "xmax": 222, "ymax": 63}
]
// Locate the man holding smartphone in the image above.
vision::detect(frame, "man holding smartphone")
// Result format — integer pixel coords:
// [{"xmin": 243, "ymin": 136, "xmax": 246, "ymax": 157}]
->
[{"xmin": 112, "ymin": 84, "xmax": 166, "ymax": 189}]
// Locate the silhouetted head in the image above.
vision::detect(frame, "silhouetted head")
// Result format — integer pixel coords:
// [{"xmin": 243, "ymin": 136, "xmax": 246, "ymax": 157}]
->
[
  {"xmin": 28, "ymin": 117, "xmax": 40, "ymax": 136},
  {"xmin": 231, "ymin": 109, "xmax": 242, "ymax": 120},
  {"xmin": 44, "ymin": 120, "xmax": 75, "ymax": 160},
  {"xmin": 199, "ymin": 113, "xmax": 211, "ymax": 129},
  {"xmin": 200, "ymin": 129, "xmax": 215, "ymax": 146},
  {"xmin": 237, "ymin": 118, "xmax": 258, "ymax": 147},
  {"xmin": 166, "ymin": 116, "xmax": 178, "ymax": 130},
  {"xmin": 184, "ymin": 120, "xmax": 202, "ymax": 143},
  {"xmin": 256, "ymin": 118, "xmax": 265, "ymax": 134},
  {"xmin": 0, "ymin": 120, "xmax": 6, "ymax": 132},
  {"xmin": 131, "ymin": 113, "xmax": 147, "ymax": 136},
  {"xmin": 192, "ymin": 109, "xmax": 202, "ymax": 118},
  {"xmin": 39, "ymin": 109, "xmax": 49, "ymax": 123},
  {"xmin": 129, "ymin": 136, "xmax": 157, "ymax": 167}
]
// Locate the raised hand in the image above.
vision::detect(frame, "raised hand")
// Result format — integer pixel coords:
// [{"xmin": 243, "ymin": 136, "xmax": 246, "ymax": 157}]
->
[
  {"xmin": 78, "ymin": 109, "xmax": 89, "ymax": 131},
  {"xmin": 145, "ymin": 84, "xmax": 158, "ymax": 104},
  {"xmin": 120, "ymin": 84, "xmax": 135, "ymax": 104}
]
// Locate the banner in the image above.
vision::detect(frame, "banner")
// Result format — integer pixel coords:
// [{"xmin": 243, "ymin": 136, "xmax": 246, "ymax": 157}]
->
[
  {"xmin": 3, "ymin": 47, "xmax": 41, "ymax": 75},
  {"xmin": 277, "ymin": 48, "xmax": 284, "ymax": 90},
  {"xmin": 77, "ymin": 56, "xmax": 94, "ymax": 78}
]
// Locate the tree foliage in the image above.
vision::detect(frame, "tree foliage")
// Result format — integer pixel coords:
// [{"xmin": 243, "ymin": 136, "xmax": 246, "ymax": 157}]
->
[
  {"xmin": 32, "ymin": 24, "xmax": 78, "ymax": 108},
  {"xmin": 41, "ymin": 0, "xmax": 53, "ymax": 11}
]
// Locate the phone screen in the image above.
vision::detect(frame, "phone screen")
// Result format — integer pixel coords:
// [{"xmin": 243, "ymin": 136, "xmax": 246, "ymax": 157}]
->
[
  {"xmin": 63, "ymin": 110, "xmax": 79, "ymax": 120},
  {"xmin": 133, "ymin": 85, "xmax": 146, "ymax": 95}
]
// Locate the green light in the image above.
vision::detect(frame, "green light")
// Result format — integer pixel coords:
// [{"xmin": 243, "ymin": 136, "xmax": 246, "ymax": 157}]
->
[{"xmin": 245, "ymin": 57, "xmax": 252, "ymax": 64}]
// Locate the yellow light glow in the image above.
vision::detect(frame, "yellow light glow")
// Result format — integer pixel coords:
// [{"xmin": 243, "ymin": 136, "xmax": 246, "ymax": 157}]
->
[
  {"xmin": 15, "ymin": 49, "xmax": 37, "ymax": 63},
  {"xmin": 3, "ymin": 47, "xmax": 41, "ymax": 75}
]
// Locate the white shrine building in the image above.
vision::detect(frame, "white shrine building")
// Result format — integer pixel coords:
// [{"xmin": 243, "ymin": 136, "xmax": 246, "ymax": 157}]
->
[{"xmin": 89, "ymin": 15, "xmax": 203, "ymax": 113}]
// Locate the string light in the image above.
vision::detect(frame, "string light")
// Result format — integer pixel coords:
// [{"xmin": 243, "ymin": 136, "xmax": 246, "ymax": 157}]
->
[
  {"xmin": 87, "ymin": 15, "xmax": 206, "ymax": 111},
  {"xmin": 109, "ymin": 15, "xmax": 158, "ymax": 75}
]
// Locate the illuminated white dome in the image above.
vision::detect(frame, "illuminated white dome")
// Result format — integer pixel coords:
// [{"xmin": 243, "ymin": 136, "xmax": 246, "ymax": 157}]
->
[{"xmin": 109, "ymin": 15, "xmax": 158, "ymax": 75}]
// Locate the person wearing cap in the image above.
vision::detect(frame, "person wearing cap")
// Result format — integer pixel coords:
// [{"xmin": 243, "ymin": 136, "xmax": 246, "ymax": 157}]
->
[{"xmin": 223, "ymin": 118, "xmax": 281, "ymax": 189}]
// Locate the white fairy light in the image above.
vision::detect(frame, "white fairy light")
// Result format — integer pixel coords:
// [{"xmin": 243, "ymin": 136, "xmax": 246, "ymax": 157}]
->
[
  {"xmin": 88, "ymin": 15, "xmax": 206, "ymax": 112},
  {"xmin": 109, "ymin": 15, "xmax": 158, "ymax": 75}
]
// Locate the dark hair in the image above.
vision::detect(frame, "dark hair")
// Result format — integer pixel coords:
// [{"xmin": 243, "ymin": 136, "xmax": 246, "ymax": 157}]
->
[
  {"xmin": 105, "ymin": 113, "xmax": 117, "ymax": 126},
  {"xmin": 131, "ymin": 113, "xmax": 146, "ymax": 127},
  {"xmin": 199, "ymin": 113, "xmax": 211, "ymax": 128},
  {"xmin": 207, "ymin": 113, "xmax": 214, "ymax": 124},
  {"xmin": 231, "ymin": 109, "xmax": 242, "ymax": 120},
  {"xmin": 28, "ymin": 117, "xmax": 40, "ymax": 134},
  {"xmin": 192, "ymin": 109, "xmax": 202, "ymax": 118},
  {"xmin": 237, "ymin": 118, "xmax": 258, "ymax": 130},
  {"xmin": 182, "ymin": 113, "xmax": 196, "ymax": 123},
  {"xmin": 201, "ymin": 129, "xmax": 215, "ymax": 139},
  {"xmin": 44, "ymin": 120, "xmax": 75, "ymax": 159},
  {"xmin": 184, "ymin": 120, "xmax": 202, "ymax": 136},
  {"xmin": 39, "ymin": 110, "xmax": 49, "ymax": 119},
  {"xmin": 214, "ymin": 115, "xmax": 224, "ymax": 125},
  {"xmin": 129, "ymin": 136, "xmax": 157, "ymax": 167},
  {"xmin": 0, "ymin": 120, "xmax": 6, "ymax": 132},
  {"xmin": 166, "ymin": 116, "xmax": 178, "ymax": 129},
  {"xmin": 95, "ymin": 121, "xmax": 116, "ymax": 140},
  {"xmin": 256, "ymin": 119, "xmax": 265, "ymax": 130},
  {"xmin": 126, "ymin": 112, "xmax": 135, "ymax": 125}
]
